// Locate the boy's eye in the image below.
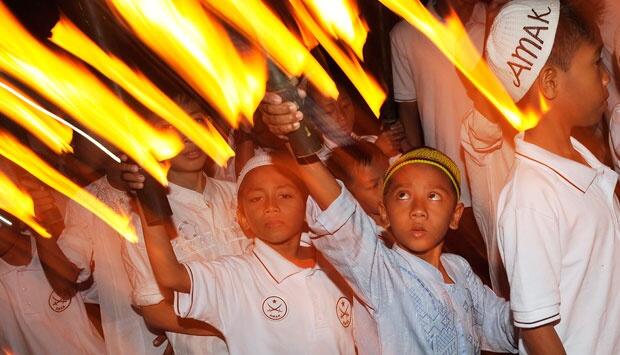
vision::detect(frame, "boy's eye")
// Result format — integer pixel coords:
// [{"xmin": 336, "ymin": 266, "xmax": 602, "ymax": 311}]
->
[
  {"xmin": 396, "ymin": 191, "xmax": 410, "ymax": 200},
  {"xmin": 428, "ymin": 192, "xmax": 441, "ymax": 201},
  {"xmin": 248, "ymin": 196, "xmax": 263, "ymax": 203},
  {"xmin": 279, "ymin": 193, "xmax": 294, "ymax": 199}
]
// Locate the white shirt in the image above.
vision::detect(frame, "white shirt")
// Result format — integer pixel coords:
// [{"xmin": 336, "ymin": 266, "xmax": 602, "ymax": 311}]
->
[
  {"xmin": 0, "ymin": 236, "xmax": 106, "ymax": 355},
  {"xmin": 122, "ymin": 175, "xmax": 250, "ymax": 355},
  {"xmin": 174, "ymin": 238, "xmax": 356, "ymax": 355},
  {"xmin": 390, "ymin": 1, "xmax": 487, "ymax": 207},
  {"xmin": 497, "ymin": 133, "xmax": 620, "ymax": 354},
  {"xmin": 460, "ymin": 110, "xmax": 514, "ymax": 297},
  {"xmin": 58, "ymin": 176, "xmax": 163, "ymax": 355}
]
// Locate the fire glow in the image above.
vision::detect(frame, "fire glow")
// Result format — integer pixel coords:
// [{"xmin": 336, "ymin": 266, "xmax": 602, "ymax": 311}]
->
[
  {"xmin": 0, "ymin": 169, "xmax": 51, "ymax": 238},
  {"xmin": 0, "ymin": 131, "xmax": 137, "ymax": 243},
  {"xmin": 378, "ymin": 0, "xmax": 545, "ymax": 130},
  {"xmin": 50, "ymin": 16, "xmax": 234, "ymax": 167},
  {"xmin": 107, "ymin": 0, "xmax": 267, "ymax": 127},
  {"xmin": 0, "ymin": 1, "xmax": 182, "ymax": 186}
]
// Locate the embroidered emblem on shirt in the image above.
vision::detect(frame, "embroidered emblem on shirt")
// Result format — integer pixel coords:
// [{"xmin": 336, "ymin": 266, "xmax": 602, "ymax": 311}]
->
[
  {"xmin": 336, "ymin": 297, "xmax": 352, "ymax": 328},
  {"xmin": 262, "ymin": 296, "xmax": 288, "ymax": 321},
  {"xmin": 48, "ymin": 291, "xmax": 71, "ymax": 312}
]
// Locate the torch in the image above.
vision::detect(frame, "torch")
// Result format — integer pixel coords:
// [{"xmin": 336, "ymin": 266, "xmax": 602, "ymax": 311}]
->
[
  {"xmin": 266, "ymin": 61, "xmax": 323, "ymax": 159},
  {"xmin": 135, "ymin": 169, "xmax": 173, "ymax": 226}
]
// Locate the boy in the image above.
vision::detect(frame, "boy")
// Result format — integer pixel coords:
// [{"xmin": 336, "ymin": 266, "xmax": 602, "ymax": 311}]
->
[
  {"xmin": 484, "ymin": 0, "xmax": 618, "ymax": 353},
  {"xmin": 126, "ymin": 153, "xmax": 357, "ymax": 354},
  {"xmin": 121, "ymin": 98, "xmax": 250, "ymax": 354}
]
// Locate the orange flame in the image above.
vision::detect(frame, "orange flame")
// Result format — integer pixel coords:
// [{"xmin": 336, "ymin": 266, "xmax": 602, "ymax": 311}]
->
[
  {"xmin": 198, "ymin": 0, "xmax": 338, "ymax": 99},
  {"xmin": 0, "ymin": 79, "xmax": 73, "ymax": 155},
  {"xmin": 289, "ymin": 0, "xmax": 386, "ymax": 117},
  {"xmin": 50, "ymin": 15, "xmax": 234, "ymax": 166},
  {"xmin": 106, "ymin": 0, "xmax": 267, "ymax": 127},
  {"xmin": 0, "ymin": 2, "xmax": 182, "ymax": 185},
  {"xmin": 378, "ymin": 0, "xmax": 544, "ymax": 130},
  {"xmin": 0, "ymin": 169, "xmax": 50, "ymax": 238},
  {"xmin": 303, "ymin": 0, "xmax": 368, "ymax": 59},
  {"xmin": 0, "ymin": 131, "xmax": 137, "ymax": 242}
]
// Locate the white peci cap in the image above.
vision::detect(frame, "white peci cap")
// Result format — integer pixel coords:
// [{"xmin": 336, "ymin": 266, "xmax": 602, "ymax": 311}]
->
[{"xmin": 237, "ymin": 153, "xmax": 274, "ymax": 192}]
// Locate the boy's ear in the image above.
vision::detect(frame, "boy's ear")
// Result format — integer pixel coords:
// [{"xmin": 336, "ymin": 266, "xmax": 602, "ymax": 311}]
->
[
  {"xmin": 448, "ymin": 202, "xmax": 465, "ymax": 230},
  {"xmin": 378, "ymin": 202, "xmax": 390, "ymax": 229},
  {"xmin": 236, "ymin": 208, "xmax": 255, "ymax": 238},
  {"xmin": 538, "ymin": 65, "xmax": 559, "ymax": 100}
]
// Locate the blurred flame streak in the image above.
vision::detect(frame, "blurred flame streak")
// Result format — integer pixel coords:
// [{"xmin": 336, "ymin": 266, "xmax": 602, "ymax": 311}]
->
[
  {"xmin": 0, "ymin": 213, "xmax": 12, "ymax": 226},
  {"xmin": 289, "ymin": 0, "xmax": 386, "ymax": 117},
  {"xmin": 0, "ymin": 131, "xmax": 138, "ymax": 243},
  {"xmin": 0, "ymin": 2, "xmax": 182, "ymax": 185},
  {"xmin": 0, "ymin": 170, "xmax": 50, "ymax": 238},
  {"xmin": 50, "ymin": 16, "xmax": 234, "ymax": 166},
  {"xmin": 0, "ymin": 80, "xmax": 122, "ymax": 163},
  {"xmin": 303, "ymin": 0, "xmax": 368, "ymax": 59},
  {"xmin": 378, "ymin": 0, "xmax": 543, "ymax": 130},
  {"xmin": 0, "ymin": 80, "xmax": 73, "ymax": 155},
  {"xmin": 199, "ymin": 0, "xmax": 339, "ymax": 99},
  {"xmin": 107, "ymin": 0, "xmax": 267, "ymax": 128}
]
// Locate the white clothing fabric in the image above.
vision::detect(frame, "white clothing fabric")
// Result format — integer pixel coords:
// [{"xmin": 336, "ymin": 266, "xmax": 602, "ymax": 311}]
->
[
  {"xmin": 390, "ymin": 1, "xmax": 487, "ymax": 207},
  {"xmin": 122, "ymin": 175, "xmax": 250, "ymax": 355},
  {"xmin": 497, "ymin": 133, "xmax": 620, "ymax": 354},
  {"xmin": 460, "ymin": 110, "xmax": 514, "ymax": 297},
  {"xmin": 0, "ymin": 236, "xmax": 105, "ymax": 355},
  {"xmin": 174, "ymin": 238, "xmax": 356, "ymax": 355},
  {"xmin": 58, "ymin": 176, "xmax": 163, "ymax": 355}
]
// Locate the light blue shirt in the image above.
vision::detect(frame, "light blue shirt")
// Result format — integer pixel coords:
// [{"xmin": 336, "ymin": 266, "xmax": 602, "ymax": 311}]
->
[{"xmin": 306, "ymin": 185, "xmax": 517, "ymax": 354}]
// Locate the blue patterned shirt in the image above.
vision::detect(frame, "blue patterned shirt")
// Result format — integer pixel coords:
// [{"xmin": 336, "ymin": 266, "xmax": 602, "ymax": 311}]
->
[{"xmin": 306, "ymin": 185, "xmax": 517, "ymax": 354}]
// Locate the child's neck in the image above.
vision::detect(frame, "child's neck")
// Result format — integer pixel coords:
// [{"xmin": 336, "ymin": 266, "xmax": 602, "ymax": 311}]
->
[
  {"xmin": 266, "ymin": 234, "xmax": 315, "ymax": 268},
  {"xmin": 413, "ymin": 243, "xmax": 454, "ymax": 284},
  {"xmin": 168, "ymin": 170, "xmax": 205, "ymax": 193},
  {"xmin": 524, "ymin": 113, "xmax": 588, "ymax": 166}
]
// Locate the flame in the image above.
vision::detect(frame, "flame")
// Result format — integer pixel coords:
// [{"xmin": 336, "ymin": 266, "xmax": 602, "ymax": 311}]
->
[
  {"xmin": 303, "ymin": 0, "xmax": 368, "ymax": 59},
  {"xmin": 378, "ymin": 0, "xmax": 543, "ymax": 130},
  {"xmin": 0, "ymin": 79, "xmax": 73, "ymax": 155},
  {"xmin": 0, "ymin": 131, "xmax": 137, "ymax": 242},
  {"xmin": 0, "ymin": 2, "xmax": 182, "ymax": 185},
  {"xmin": 198, "ymin": 0, "xmax": 338, "ymax": 99},
  {"xmin": 289, "ymin": 0, "xmax": 386, "ymax": 117},
  {"xmin": 106, "ymin": 0, "xmax": 267, "ymax": 128},
  {"xmin": 0, "ymin": 169, "xmax": 50, "ymax": 238},
  {"xmin": 50, "ymin": 15, "xmax": 234, "ymax": 166}
]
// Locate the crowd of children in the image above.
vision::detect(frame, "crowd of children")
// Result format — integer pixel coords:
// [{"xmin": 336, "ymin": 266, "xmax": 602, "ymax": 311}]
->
[{"xmin": 1, "ymin": 0, "xmax": 620, "ymax": 354}]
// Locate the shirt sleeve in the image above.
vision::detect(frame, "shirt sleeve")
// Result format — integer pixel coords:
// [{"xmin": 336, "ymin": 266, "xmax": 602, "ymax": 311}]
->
[
  {"xmin": 461, "ymin": 257, "xmax": 517, "ymax": 353},
  {"xmin": 173, "ymin": 259, "xmax": 238, "ymax": 331},
  {"xmin": 498, "ymin": 203, "xmax": 562, "ymax": 328},
  {"xmin": 390, "ymin": 23, "xmax": 417, "ymax": 103},
  {"xmin": 57, "ymin": 201, "xmax": 94, "ymax": 283},
  {"xmin": 120, "ymin": 214, "xmax": 165, "ymax": 306},
  {"xmin": 306, "ymin": 182, "xmax": 387, "ymax": 308}
]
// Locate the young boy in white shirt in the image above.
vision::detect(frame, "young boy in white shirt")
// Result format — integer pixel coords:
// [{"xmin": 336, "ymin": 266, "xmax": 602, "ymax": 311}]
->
[
  {"xmin": 126, "ymin": 153, "xmax": 357, "ymax": 355},
  {"xmin": 483, "ymin": 1, "xmax": 618, "ymax": 353}
]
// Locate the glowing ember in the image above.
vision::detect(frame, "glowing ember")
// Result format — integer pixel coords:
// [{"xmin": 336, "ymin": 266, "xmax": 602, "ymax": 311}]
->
[
  {"xmin": 0, "ymin": 131, "xmax": 137, "ymax": 242},
  {"xmin": 107, "ymin": 0, "xmax": 267, "ymax": 127},
  {"xmin": 0, "ymin": 169, "xmax": 50, "ymax": 238},
  {"xmin": 0, "ymin": 2, "xmax": 182, "ymax": 185},
  {"xmin": 50, "ymin": 16, "xmax": 234, "ymax": 166},
  {"xmin": 304, "ymin": 0, "xmax": 368, "ymax": 59},
  {"xmin": 289, "ymin": 0, "xmax": 386, "ymax": 117},
  {"xmin": 199, "ymin": 0, "xmax": 339, "ymax": 100},
  {"xmin": 378, "ymin": 0, "xmax": 544, "ymax": 130},
  {"xmin": 0, "ymin": 79, "xmax": 73, "ymax": 155}
]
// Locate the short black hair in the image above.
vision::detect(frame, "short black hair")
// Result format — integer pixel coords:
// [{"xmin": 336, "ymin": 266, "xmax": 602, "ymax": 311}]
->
[
  {"xmin": 326, "ymin": 141, "xmax": 388, "ymax": 184},
  {"xmin": 546, "ymin": 0, "xmax": 604, "ymax": 71}
]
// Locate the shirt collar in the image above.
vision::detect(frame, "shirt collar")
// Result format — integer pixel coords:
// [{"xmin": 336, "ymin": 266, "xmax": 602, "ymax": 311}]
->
[
  {"xmin": 252, "ymin": 238, "xmax": 318, "ymax": 284},
  {"xmin": 168, "ymin": 173, "xmax": 209, "ymax": 203},
  {"xmin": 514, "ymin": 132, "xmax": 603, "ymax": 193}
]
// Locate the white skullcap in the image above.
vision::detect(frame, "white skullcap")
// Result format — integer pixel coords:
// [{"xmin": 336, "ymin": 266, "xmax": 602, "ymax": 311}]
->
[
  {"xmin": 237, "ymin": 153, "xmax": 274, "ymax": 192},
  {"xmin": 486, "ymin": 0, "xmax": 560, "ymax": 102}
]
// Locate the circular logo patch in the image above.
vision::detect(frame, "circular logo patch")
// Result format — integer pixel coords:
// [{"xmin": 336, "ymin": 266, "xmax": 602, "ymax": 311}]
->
[
  {"xmin": 336, "ymin": 297, "xmax": 352, "ymax": 328},
  {"xmin": 49, "ymin": 291, "xmax": 71, "ymax": 313},
  {"xmin": 262, "ymin": 296, "xmax": 288, "ymax": 321}
]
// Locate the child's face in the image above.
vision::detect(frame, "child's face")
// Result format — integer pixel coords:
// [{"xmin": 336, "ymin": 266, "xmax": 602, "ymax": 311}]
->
[
  {"xmin": 348, "ymin": 157, "xmax": 389, "ymax": 225},
  {"xmin": 556, "ymin": 41, "xmax": 610, "ymax": 127},
  {"xmin": 238, "ymin": 166, "xmax": 307, "ymax": 245},
  {"xmin": 154, "ymin": 116, "xmax": 208, "ymax": 173},
  {"xmin": 379, "ymin": 164, "xmax": 464, "ymax": 257},
  {"xmin": 314, "ymin": 90, "xmax": 355, "ymax": 135}
]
